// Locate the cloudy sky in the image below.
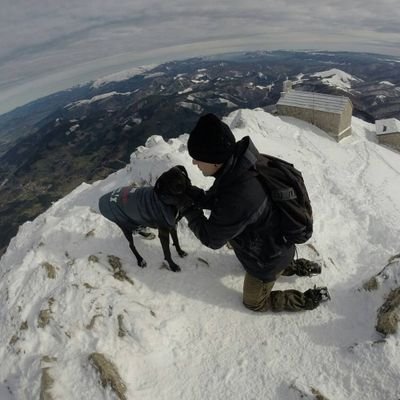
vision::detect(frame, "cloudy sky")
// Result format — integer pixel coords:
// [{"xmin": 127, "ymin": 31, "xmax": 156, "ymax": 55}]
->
[{"xmin": 1, "ymin": 0, "xmax": 400, "ymax": 114}]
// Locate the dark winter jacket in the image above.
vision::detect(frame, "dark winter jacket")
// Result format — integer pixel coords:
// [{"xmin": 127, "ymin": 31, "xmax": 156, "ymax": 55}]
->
[
  {"xmin": 99, "ymin": 186, "xmax": 177, "ymax": 231},
  {"xmin": 185, "ymin": 136, "xmax": 295, "ymax": 282}
]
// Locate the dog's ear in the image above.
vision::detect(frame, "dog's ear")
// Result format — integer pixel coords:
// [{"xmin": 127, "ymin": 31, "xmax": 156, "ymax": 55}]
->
[
  {"xmin": 156, "ymin": 166, "xmax": 191, "ymax": 199},
  {"xmin": 155, "ymin": 168, "xmax": 183, "ymax": 196},
  {"xmin": 175, "ymin": 165, "xmax": 188, "ymax": 178}
]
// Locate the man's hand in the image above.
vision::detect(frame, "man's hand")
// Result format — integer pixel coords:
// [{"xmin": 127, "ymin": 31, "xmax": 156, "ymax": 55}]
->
[
  {"xmin": 176, "ymin": 194, "xmax": 195, "ymax": 214},
  {"xmin": 187, "ymin": 185, "xmax": 205, "ymax": 203}
]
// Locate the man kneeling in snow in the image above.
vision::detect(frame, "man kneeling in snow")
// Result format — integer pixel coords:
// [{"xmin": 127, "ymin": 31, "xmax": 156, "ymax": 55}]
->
[{"xmin": 179, "ymin": 113, "xmax": 329, "ymax": 312}]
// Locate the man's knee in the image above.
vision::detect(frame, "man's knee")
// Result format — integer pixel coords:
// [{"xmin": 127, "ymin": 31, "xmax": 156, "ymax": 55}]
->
[
  {"xmin": 243, "ymin": 298, "xmax": 272, "ymax": 312},
  {"xmin": 242, "ymin": 273, "xmax": 275, "ymax": 312}
]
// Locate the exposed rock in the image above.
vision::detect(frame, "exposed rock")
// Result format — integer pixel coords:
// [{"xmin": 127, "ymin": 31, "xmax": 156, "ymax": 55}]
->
[
  {"xmin": 88, "ymin": 254, "xmax": 99, "ymax": 263},
  {"xmin": 89, "ymin": 352, "xmax": 127, "ymax": 400},
  {"xmin": 41, "ymin": 262, "xmax": 56, "ymax": 279},
  {"xmin": 117, "ymin": 314, "xmax": 127, "ymax": 337},
  {"xmin": 9, "ymin": 334, "xmax": 19, "ymax": 346},
  {"xmin": 363, "ymin": 276, "xmax": 379, "ymax": 291},
  {"xmin": 38, "ymin": 298, "xmax": 54, "ymax": 328},
  {"xmin": 311, "ymin": 387, "xmax": 331, "ymax": 400},
  {"xmin": 376, "ymin": 287, "xmax": 400, "ymax": 335},
  {"xmin": 108, "ymin": 255, "xmax": 122, "ymax": 271},
  {"xmin": 40, "ymin": 356, "xmax": 57, "ymax": 400},
  {"xmin": 83, "ymin": 282, "xmax": 96, "ymax": 289},
  {"xmin": 108, "ymin": 255, "xmax": 134, "ymax": 285},
  {"xmin": 38, "ymin": 309, "xmax": 52, "ymax": 328},
  {"xmin": 20, "ymin": 321, "xmax": 28, "ymax": 330},
  {"xmin": 362, "ymin": 253, "xmax": 400, "ymax": 291},
  {"xmin": 85, "ymin": 314, "xmax": 102, "ymax": 330},
  {"xmin": 289, "ymin": 383, "xmax": 331, "ymax": 399},
  {"xmin": 85, "ymin": 229, "xmax": 95, "ymax": 237}
]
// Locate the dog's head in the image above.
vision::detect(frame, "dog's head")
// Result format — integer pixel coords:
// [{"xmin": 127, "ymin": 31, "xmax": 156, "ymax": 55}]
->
[{"xmin": 154, "ymin": 165, "xmax": 190, "ymax": 205}]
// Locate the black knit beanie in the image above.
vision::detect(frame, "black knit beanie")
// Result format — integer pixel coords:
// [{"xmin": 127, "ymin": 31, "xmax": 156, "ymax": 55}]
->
[{"xmin": 188, "ymin": 113, "xmax": 236, "ymax": 163}]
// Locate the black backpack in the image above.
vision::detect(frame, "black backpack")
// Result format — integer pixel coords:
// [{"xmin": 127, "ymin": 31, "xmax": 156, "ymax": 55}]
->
[{"xmin": 255, "ymin": 154, "xmax": 313, "ymax": 244}]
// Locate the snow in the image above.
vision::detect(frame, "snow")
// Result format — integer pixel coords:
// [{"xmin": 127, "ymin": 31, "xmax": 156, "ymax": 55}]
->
[
  {"xmin": 292, "ymin": 73, "xmax": 307, "ymax": 85},
  {"xmin": 174, "ymin": 74, "xmax": 187, "ymax": 80},
  {"xmin": 178, "ymin": 88, "xmax": 193, "ymax": 95},
  {"xmin": 375, "ymin": 118, "xmax": 400, "ymax": 135},
  {"xmin": 191, "ymin": 79, "xmax": 210, "ymax": 84},
  {"xmin": 255, "ymin": 85, "xmax": 272, "ymax": 91},
  {"xmin": 380, "ymin": 81, "xmax": 395, "ymax": 86},
  {"xmin": 311, "ymin": 68, "xmax": 363, "ymax": 90},
  {"xmin": 1, "ymin": 109, "xmax": 400, "ymax": 400},
  {"xmin": 66, "ymin": 91, "xmax": 132, "ymax": 109},
  {"xmin": 216, "ymin": 98, "xmax": 237, "ymax": 108},
  {"xmin": 382, "ymin": 59, "xmax": 400, "ymax": 64},
  {"xmin": 143, "ymin": 72, "xmax": 166, "ymax": 80},
  {"xmin": 91, "ymin": 65, "xmax": 157, "ymax": 88},
  {"xmin": 178, "ymin": 101, "xmax": 203, "ymax": 114},
  {"xmin": 66, "ymin": 124, "xmax": 79, "ymax": 136}
]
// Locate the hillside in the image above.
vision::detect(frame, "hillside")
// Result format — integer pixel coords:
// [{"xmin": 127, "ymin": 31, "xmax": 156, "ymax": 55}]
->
[{"xmin": 0, "ymin": 109, "xmax": 399, "ymax": 399}]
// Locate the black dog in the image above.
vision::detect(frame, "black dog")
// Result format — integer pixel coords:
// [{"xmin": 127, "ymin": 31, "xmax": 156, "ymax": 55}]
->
[{"xmin": 98, "ymin": 166, "xmax": 190, "ymax": 272}]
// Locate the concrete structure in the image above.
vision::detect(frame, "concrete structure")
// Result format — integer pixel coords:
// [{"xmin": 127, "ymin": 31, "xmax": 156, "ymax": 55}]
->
[
  {"xmin": 375, "ymin": 118, "xmax": 400, "ymax": 151},
  {"xmin": 281, "ymin": 80, "xmax": 293, "ymax": 96},
  {"xmin": 276, "ymin": 89, "xmax": 353, "ymax": 141}
]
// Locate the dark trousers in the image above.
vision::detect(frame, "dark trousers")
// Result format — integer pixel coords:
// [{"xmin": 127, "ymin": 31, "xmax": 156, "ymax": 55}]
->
[{"xmin": 242, "ymin": 270, "xmax": 308, "ymax": 312}]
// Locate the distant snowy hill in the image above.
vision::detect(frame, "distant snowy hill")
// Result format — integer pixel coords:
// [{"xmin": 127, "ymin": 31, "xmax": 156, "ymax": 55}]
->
[
  {"xmin": 1, "ymin": 109, "xmax": 399, "ymax": 400},
  {"xmin": 91, "ymin": 65, "xmax": 158, "ymax": 89},
  {"xmin": 310, "ymin": 68, "xmax": 363, "ymax": 90}
]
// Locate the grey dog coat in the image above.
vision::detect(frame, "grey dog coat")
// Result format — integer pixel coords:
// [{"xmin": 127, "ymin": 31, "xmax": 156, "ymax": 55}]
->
[{"xmin": 99, "ymin": 186, "xmax": 177, "ymax": 231}]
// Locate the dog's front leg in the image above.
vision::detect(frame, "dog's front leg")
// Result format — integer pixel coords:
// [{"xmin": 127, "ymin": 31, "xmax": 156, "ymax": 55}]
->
[
  {"xmin": 170, "ymin": 228, "xmax": 187, "ymax": 258},
  {"xmin": 158, "ymin": 228, "xmax": 181, "ymax": 272}
]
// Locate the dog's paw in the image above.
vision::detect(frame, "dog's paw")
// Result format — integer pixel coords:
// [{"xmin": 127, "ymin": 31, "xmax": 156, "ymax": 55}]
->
[
  {"xmin": 138, "ymin": 259, "xmax": 147, "ymax": 268},
  {"xmin": 170, "ymin": 264, "xmax": 181, "ymax": 272},
  {"xmin": 178, "ymin": 250, "xmax": 188, "ymax": 258}
]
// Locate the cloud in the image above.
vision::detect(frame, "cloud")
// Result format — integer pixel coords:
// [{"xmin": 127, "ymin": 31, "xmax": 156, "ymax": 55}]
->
[{"xmin": 0, "ymin": 0, "xmax": 399, "ymax": 114}]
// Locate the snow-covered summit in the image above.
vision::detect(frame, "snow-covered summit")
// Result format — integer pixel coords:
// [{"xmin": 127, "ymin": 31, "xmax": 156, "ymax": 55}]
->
[
  {"xmin": 65, "ymin": 91, "xmax": 132, "ymax": 109},
  {"xmin": 1, "ymin": 109, "xmax": 399, "ymax": 399},
  {"xmin": 311, "ymin": 68, "xmax": 363, "ymax": 90},
  {"xmin": 91, "ymin": 65, "xmax": 158, "ymax": 89}
]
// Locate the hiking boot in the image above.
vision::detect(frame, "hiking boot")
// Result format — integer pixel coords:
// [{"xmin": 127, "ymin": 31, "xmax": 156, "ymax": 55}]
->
[
  {"xmin": 303, "ymin": 286, "xmax": 330, "ymax": 310},
  {"xmin": 293, "ymin": 258, "xmax": 322, "ymax": 277}
]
